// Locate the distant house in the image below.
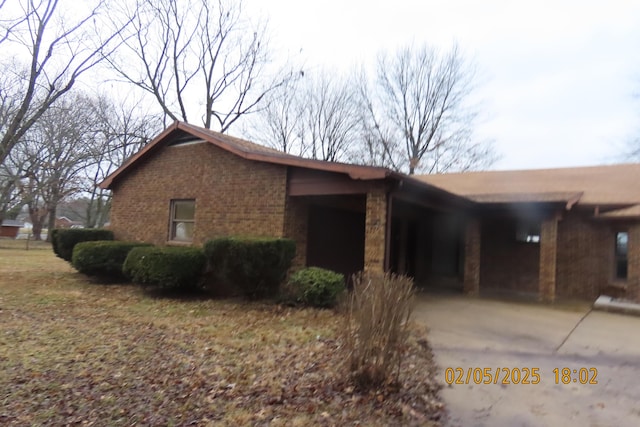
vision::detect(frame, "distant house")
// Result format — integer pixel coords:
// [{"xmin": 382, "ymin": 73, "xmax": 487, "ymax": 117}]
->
[
  {"xmin": 1, "ymin": 220, "xmax": 23, "ymax": 239},
  {"xmin": 99, "ymin": 121, "xmax": 640, "ymax": 303},
  {"xmin": 55, "ymin": 216, "xmax": 83, "ymax": 229}
]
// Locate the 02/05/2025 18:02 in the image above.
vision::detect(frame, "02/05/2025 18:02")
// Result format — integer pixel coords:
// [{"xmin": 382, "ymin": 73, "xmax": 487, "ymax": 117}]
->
[{"xmin": 444, "ymin": 367, "xmax": 598, "ymax": 385}]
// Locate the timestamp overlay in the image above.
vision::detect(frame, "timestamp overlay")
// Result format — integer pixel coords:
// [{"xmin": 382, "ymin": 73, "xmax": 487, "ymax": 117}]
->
[{"xmin": 444, "ymin": 367, "xmax": 598, "ymax": 385}]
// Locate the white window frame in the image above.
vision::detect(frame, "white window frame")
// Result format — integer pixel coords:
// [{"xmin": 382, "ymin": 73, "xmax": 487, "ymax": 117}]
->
[{"xmin": 169, "ymin": 199, "xmax": 195, "ymax": 242}]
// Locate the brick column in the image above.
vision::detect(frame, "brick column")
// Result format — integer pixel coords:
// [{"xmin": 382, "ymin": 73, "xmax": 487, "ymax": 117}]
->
[
  {"xmin": 627, "ymin": 224, "xmax": 640, "ymax": 302},
  {"xmin": 283, "ymin": 197, "xmax": 308, "ymax": 269},
  {"xmin": 463, "ymin": 218, "xmax": 481, "ymax": 295},
  {"xmin": 364, "ymin": 187, "xmax": 387, "ymax": 273},
  {"xmin": 539, "ymin": 217, "xmax": 558, "ymax": 302}
]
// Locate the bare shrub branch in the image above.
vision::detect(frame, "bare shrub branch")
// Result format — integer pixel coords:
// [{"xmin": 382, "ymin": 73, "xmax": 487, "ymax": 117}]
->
[{"xmin": 344, "ymin": 271, "xmax": 415, "ymax": 389}]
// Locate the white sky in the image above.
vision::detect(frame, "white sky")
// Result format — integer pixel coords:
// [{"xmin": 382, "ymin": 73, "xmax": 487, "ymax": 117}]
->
[{"xmin": 244, "ymin": 0, "xmax": 640, "ymax": 170}]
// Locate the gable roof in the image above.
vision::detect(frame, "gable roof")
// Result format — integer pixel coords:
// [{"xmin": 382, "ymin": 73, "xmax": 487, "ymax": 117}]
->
[
  {"xmin": 100, "ymin": 121, "xmax": 398, "ymax": 190},
  {"xmin": 417, "ymin": 164, "xmax": 640, "ymax": 206}
]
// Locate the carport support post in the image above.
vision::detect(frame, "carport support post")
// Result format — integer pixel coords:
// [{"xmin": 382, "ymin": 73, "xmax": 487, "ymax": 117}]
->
[
  {"xmin": 463, "ymin": 218, "xmax": 481, "ymax": 295},
  {"xmin": 364, "ymin": 186, "xmax": 387, "ymax": 273},
  {"xmin": 627, "ymin": 224, "xmax": 640, "ymax": 301},
  {"xmin": 539, "ymin": 216, "xmax": 558, "ymax": 303}
]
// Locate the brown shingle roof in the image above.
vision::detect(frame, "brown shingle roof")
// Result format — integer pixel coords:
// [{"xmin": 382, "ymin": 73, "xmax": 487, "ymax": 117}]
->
[
  {"xmin": 468, "ymin": 191, "xmax": 583, "ymax": 206},
  {"xmin": 597, "ymin": 205, "xmax": 640, "ymax": 219},
  {"xmin": 417, "ymin": 164, "xmax": 640, "ymax": 206},
  {"xmin": 100, "ymin": 121, "xmax": 395, "ymax": 189}
]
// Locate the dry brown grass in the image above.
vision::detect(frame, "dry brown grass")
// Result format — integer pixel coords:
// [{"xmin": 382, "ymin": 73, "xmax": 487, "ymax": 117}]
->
[{"xmin": 0, "ymin": 245, "xmax": 444, "ymax": 426}]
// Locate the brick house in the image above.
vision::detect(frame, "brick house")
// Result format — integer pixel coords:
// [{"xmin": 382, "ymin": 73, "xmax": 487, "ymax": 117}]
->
[{"xmin": 100, "ymin": 121, "xmax": 640, "ymax": 303}]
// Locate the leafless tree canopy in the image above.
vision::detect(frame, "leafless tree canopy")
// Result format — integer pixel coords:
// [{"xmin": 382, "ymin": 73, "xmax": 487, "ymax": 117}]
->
[
  {"xmin": 361, "ymin": 43, "xmax": 496, "ymax": 174},
  {"xmin": 245, "ymin": 70, "xmax": 360, "ymax": 162},
  {"xmin": 9, "ymin": 93, "xmax": 99, "ymax": 239},
  {"xmin": 83, "ymin": 96, "xmax": 162, "ymax": 228},
  {"xmin": 0, "ymin": 0, "xmax": 127, "ymax": 167},
  {"xmin": 107, "ymin": 0, "xmax": 290, "ymax": 133},
  {"xmin": 249, "ymin": 44, "xmax": 496, "ymax": 173}
]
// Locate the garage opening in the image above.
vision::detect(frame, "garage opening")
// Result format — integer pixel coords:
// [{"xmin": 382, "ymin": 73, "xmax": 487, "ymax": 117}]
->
[
  {"xmin": 306, "ymin": 196, "xmax": 366, "ymax": 281},
  {"xmin": 389, "ymin": 199, "xmax": 465, "ymax": 291}
]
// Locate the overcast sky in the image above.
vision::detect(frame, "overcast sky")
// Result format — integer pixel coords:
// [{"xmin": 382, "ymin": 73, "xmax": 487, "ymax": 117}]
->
[{"xmin": 245, "ymin": 0, "xmax": 640, "ymax": 170}]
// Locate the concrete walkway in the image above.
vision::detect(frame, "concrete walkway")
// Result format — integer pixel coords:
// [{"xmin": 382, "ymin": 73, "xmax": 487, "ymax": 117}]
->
[{"xmin": 414, "ymin": 294, "xmax": 640, "ymax": 427}]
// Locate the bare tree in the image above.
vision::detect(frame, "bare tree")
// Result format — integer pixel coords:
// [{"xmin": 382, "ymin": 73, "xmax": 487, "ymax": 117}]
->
[
  {"xmin": 242, "ymin": 76, "xmax": 304, "ymax": 155},
  {"xmin": 244, "ymin": 70, "xmax": 360, "ymax": 162},
  {"xmin": 300, "ymin": 71, "xmax": 361, "ymax": 161},
  {"xmin": 107, "ymin": 0, "xmax": 290, "ymax": 133},
  {"xmin": 362, "ymin": 43, "xmax": 496, "ymax": 174},
  {"xmin": 15, "ymin": 93, "xmax": 101, "ymax": 240},
  {"xmin": 354, "ymin": 68, "xmax": 402, "ymax": 170},
  {"xmin": 0, "ymin": 152, "xmax": 29, "ymax": 221},
  {"xmin": 83, "ymin": 96, "xmax": 162, "ymax": 228},
  {"xmin": 0, "ymin": 0, "xmax": 128, "ymax": 169}
]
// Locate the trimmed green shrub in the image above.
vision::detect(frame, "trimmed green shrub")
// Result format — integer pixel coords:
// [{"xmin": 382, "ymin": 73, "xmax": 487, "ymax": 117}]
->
[
  {"xmin": 286, "ymin": 267, "xmax": 345, "ymax": 308},
  {"xmin": 203, "ymin": 237, "xmax": 296, "ymax": 299},
  {"xmin": 123, "ymin": 246, "xmax": 205, "ymax": 290},
  {"xmin": 50, "ymin": 229, "xmax": 60, "ymax": 257},
  {"xmin": 72, "ymin": 240, "xmax": 151, "ymax": 278},
  {"xmin": 53, "ymin": 228, "xmax": 114, "ymax": 262}
]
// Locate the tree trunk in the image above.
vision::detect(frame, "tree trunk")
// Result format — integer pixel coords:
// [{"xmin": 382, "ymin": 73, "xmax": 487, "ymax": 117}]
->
[
  {"xmin": 28, "ymin": 205, "xmax": 48, "ymax": 241},
  {"xmin": 46, "ymin": 206, "xmax": 56, "ymax": 242}
]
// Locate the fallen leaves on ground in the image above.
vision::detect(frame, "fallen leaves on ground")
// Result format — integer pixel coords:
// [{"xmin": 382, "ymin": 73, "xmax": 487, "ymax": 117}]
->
[{"xmin": 0, "ymin": 244, "xmax": 445, "ymax": 426}]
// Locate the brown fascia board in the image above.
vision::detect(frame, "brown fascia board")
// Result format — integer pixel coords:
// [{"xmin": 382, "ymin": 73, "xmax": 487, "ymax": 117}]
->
[
  {"xmin": 565, "ymin": 192, "xmax": 584, "ymax": 210},
  {"xmin": 389, "ymin": 172, "xmax": 477, "ymax": 210},
  {"xmin": 99, "ymin": 122, "xmax": 181, "ymax": 189},
  {"xmin": 100, "ymin": 121, "xmax": 391, "ymax": 189},
  {"xmin": 99, "ymin": 121, "xmax": 473, "ymax": 209},
  {"xmin": 176, "ymin": 122, "xmax": 392, "ymax": 180}
]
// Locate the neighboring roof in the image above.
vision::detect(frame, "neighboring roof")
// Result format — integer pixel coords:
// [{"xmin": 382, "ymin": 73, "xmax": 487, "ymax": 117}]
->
[
  {"xmin": 468, "ymin": 191, "xmax": 583, "ymax": 207},
  {"xmin": 100, "ymin": 121, "xmax": 395, "ymax": 189},
  {"xmin": 1, "ymin": 220, "xmax": 23, "ymax": 227},
  {"xmin": 597, "ymin": 205, "xmax": 640, "ymax": 219},
  {"xmin": 417, "ymin": 164, "xmax": 640, "ymax": 206}
]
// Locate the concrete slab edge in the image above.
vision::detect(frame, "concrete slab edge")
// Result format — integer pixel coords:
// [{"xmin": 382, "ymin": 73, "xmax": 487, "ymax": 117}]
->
[{"xmin": 593, "ymin": 295, "xmax": 640, "ymax": 317}]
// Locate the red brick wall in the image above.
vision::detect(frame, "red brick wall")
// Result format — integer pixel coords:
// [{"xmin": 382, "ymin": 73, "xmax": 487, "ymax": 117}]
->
[
  {"xmin": 364, "ymin": 186, "xmax": 387, "ymax": 273},
  {"xmin": 0, "ymin": 226, "xmax": 19, "ymax": 239},
  {"xmin": 283, "ymin": 196, "xmax": 309, "ymax": 269},
  {"xmin": 556, "ymin": 210, "xmax": 613, "ymax": 300},
  {"xmin": 480, "ymin": 218, "xmax": 540, "ymax": 294},
  {"xmin": 109, "ymin": 141, "xmax": 288, "ymax": 245}
]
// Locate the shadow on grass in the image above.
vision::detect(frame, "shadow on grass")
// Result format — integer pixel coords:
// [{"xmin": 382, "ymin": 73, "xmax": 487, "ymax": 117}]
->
[
  {"xmin": 83, "ymin": 274, "xmax": 133, "ymax": 286},
  {"xmin": 141, "ymin": 286, "xmax": 217, "ymax": 302}
]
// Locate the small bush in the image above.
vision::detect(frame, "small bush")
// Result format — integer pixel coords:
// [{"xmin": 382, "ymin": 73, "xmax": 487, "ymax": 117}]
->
[
  {"xmin": 203, "ymin": 237, "xmax": 296, "ymax": 299},
  {"xmin": 72, "ymin": 240, "xmax": 151, "ymax": 278},
  {"xmin": 286, "ymin": 267, "xmax": 345, "ymax": 308},
  {"xmin": 123, "ymin": 246, "xmax": 205, "ymax": 290},
  {"xmin": 344, "ymin": 271, "xmax": 415, "ymax": 390},
  {"xmin": 53, "ymin": 228, "xmax": 114, "ymax": 262}
]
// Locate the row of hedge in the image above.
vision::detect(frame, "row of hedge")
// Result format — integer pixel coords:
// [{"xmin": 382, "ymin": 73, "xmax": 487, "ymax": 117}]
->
[{"xmin": 53, "ymin": 229, "xmax": 346, "ymax": 307}]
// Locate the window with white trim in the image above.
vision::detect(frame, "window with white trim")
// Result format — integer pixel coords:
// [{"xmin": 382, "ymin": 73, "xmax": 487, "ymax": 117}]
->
[{"xmin": 169, "ymin": 199, "xmax": 195, "ymax": 242}]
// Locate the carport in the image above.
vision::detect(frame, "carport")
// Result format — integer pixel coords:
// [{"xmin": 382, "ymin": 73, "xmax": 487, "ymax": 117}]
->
[{"xmin": 286, "ymin": 166, "xmax": 473, "ymax": 284}]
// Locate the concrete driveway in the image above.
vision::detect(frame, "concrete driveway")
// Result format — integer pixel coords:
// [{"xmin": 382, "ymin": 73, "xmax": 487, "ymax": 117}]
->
[{"xmin": 414, "ymin": 294, "xmax": 640, "ymax": 427}]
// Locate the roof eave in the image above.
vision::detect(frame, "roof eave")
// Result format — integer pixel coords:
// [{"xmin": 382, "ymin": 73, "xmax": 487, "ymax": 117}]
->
[{"xmin": 99, "ymin": 121, "xmax": 181, "ymax": 190}]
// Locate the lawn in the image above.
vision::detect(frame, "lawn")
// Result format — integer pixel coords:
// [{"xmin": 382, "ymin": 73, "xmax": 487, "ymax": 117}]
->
[{"xmin": 0, "ymin": 240, "xmax": 444, "ymax": 426}]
